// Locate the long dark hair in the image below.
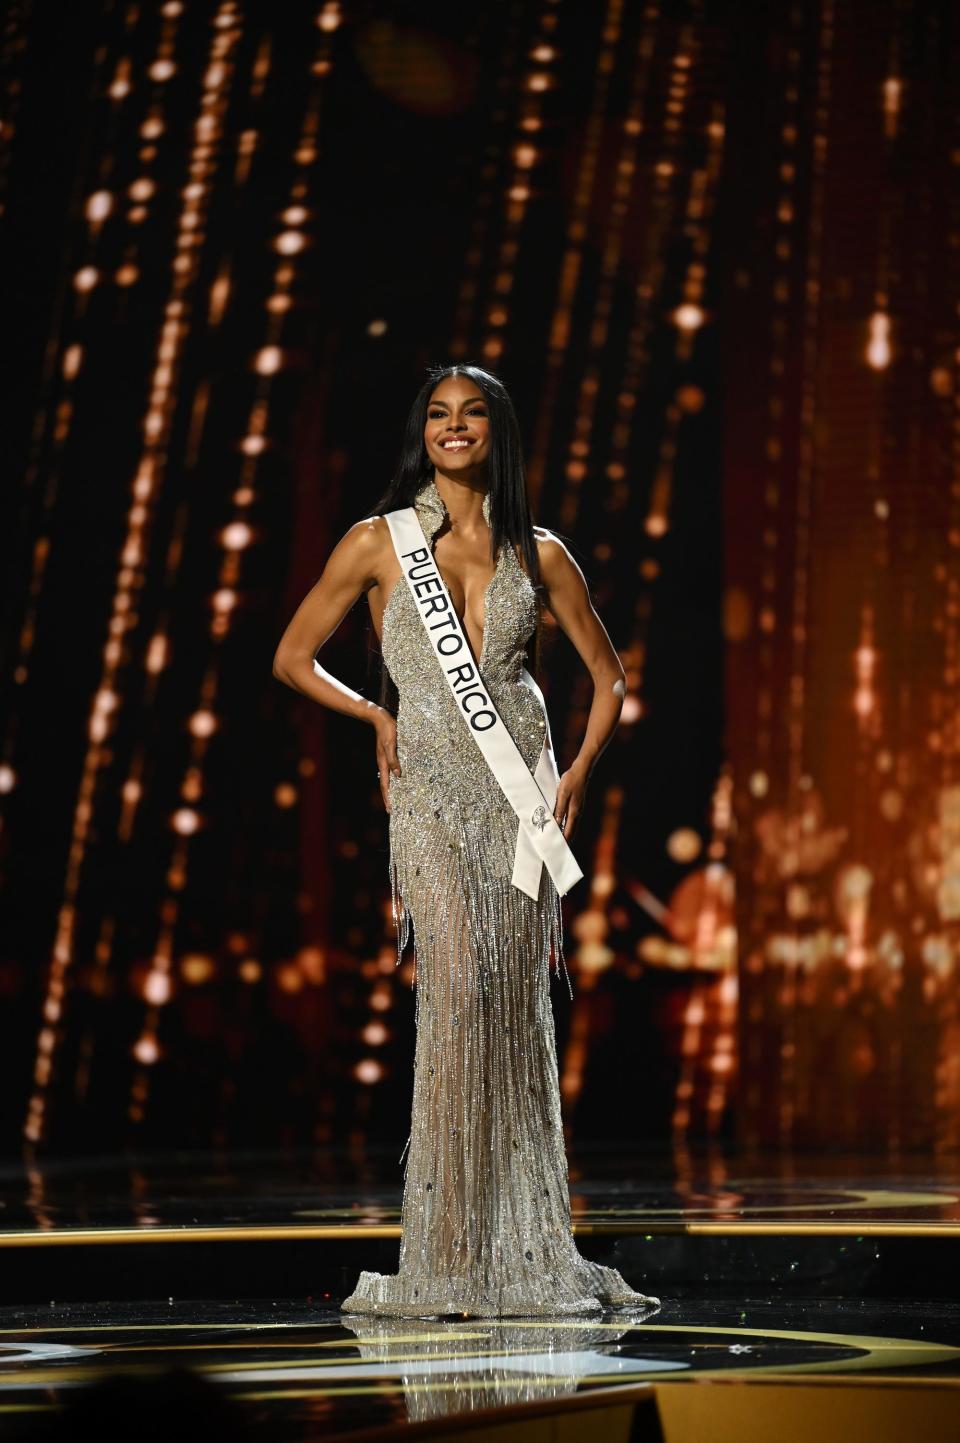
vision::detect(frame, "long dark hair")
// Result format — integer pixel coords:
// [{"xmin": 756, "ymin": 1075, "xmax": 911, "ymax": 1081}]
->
[{"xmin": 363, "ymin": 362, "xmax": 545, "ymax": 715}]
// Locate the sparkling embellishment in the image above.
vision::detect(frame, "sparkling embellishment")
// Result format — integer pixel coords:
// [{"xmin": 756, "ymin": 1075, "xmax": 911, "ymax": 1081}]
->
[{"xmin": 339, "ymin": 477, "xmax": 660, "ymax": 1321}]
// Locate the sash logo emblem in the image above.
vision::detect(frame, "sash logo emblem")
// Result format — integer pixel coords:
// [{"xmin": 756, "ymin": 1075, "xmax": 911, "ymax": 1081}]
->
[{"xmin": 531, "ymin": 804, "xmax": 549, "ymax": 831}]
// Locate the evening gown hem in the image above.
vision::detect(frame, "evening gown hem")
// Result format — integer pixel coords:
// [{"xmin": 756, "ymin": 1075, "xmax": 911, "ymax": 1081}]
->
[{"xmin": 341, "ymin": 1265, "xmax": 660, "ymax": 1320}]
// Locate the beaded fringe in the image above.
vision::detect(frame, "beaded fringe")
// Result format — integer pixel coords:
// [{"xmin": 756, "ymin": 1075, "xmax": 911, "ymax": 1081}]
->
[{"xmin": 341, "ymin": 807, "xmax": 659, "ymax": 1320}]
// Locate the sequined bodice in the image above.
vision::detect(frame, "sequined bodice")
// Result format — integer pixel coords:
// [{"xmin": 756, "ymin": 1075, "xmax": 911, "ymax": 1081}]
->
[
  {"xmin": 381, "ymin": 479, "xmax": 546, "ymax": 787},
  {"xmin": 382, "ymin": 478, "xmax": 537, "ymax": 688}
]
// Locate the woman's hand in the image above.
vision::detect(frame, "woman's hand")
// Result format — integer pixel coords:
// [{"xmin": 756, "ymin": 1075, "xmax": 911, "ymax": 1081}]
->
[
  {"xmin": 554, "ymin": 761, "xmax": 589, "ymax": 840},
  {"xmin": 374, "ymin": 710, "xmax": 401, "ymax": 813}
]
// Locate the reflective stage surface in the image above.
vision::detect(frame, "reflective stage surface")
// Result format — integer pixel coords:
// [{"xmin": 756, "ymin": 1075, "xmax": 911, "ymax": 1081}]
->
[
  {"xmin": 2, "ymin": 1151, "xmax": 959, "ymax": 1438},
  {"xmin": 1, "ymin": 1297, "xmax": 959, "ymax": 1437}
]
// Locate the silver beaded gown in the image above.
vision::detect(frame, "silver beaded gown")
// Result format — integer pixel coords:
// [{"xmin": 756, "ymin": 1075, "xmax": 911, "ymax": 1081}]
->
[{"xmin": 341, "ymin": 478, "xmax": 659, "ymax": 1319}]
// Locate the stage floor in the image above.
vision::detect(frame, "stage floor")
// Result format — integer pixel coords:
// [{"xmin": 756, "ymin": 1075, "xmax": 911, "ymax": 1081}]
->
[
  {"xmin": 2, "ymin": 1146, "xmax": 960, "ymax": 1240},
  {"xmin": 1, "ymin": 1150, "xmax": 958, "ymax": 1438},
  {"xmin": 1, "ymin": 1296, "xmax": 958, "ymax": 1438}
]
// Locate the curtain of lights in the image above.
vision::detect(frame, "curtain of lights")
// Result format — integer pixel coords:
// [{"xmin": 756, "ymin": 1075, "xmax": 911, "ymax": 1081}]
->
[
  {"xmin": 29, "ymin": 0, "xmax": 960, "ymax": 1166},
  {"xmin": 2, "ymin": 0, "xmax": 731, "ymax": 1159},
  {"xmin": 725, "ymin": 0, "xmax": 960, "ymax": 1153}
]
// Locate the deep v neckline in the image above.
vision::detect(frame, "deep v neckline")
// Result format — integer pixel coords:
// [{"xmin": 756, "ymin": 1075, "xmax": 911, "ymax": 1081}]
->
[
  {"xmin": 431, "ymin": 537, "xmax": 502, "ymax": 673},
  {"xmin": 380, "ymin": 544, "xmax": 502, "ymax": 674},
  {"xmin": 412, "ymin": 478, "xmax": 500, "ymax": 672}
]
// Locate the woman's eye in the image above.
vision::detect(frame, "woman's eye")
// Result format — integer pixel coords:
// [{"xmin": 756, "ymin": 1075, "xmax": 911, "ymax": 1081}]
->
[{"xmin": 428, "ymin": 408, "xmax": 485, "ymax": 417}]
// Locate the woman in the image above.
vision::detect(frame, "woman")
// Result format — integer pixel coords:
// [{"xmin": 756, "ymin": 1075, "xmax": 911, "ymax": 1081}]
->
[{"xmin": 273, "ymin": 363, "xmax": 659, "ymax": 1319}]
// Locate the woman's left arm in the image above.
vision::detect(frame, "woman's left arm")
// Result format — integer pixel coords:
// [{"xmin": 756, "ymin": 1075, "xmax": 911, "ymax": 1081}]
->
[{"xmin": 536, "ymin": 531, "xmax": 627, "ymax": 840}]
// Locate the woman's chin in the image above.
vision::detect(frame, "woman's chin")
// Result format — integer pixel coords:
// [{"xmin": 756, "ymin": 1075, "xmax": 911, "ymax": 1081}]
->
[{"xmin": 432, "ymin": 453, "xmax": 485, "ymax": 472}]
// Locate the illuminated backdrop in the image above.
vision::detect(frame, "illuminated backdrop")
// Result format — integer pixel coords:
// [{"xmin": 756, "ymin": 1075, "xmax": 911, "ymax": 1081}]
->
[
  {"xmin": 725, "ymin": 0, "xmax": 960, "ymax": 1154},
  {"xmin": 1, "ymin": 0, "xmax": 954, "ymax": 1160}
]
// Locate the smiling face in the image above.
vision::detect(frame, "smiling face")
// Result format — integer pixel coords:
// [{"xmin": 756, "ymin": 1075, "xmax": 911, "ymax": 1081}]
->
[{"xmin": 423, "ymin": 375, "xmax": 491, "ymax": 478}]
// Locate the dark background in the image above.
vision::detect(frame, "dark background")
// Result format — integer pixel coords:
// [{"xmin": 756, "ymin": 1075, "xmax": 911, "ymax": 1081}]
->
[{"xmin": 2, "ymin": 0, "xmax": 956, "ymax": 1162}]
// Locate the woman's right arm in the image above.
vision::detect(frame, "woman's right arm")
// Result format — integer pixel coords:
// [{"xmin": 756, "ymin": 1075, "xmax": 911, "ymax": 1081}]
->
[{"xmin": 272, "ymin": 518, "xmax": 401, "ymax": 812}]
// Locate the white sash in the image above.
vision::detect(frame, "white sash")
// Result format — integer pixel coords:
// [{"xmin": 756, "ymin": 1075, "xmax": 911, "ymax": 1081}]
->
[{"xmin": 383, "ymin": 505, "xmax": 584, "ymax": 900}]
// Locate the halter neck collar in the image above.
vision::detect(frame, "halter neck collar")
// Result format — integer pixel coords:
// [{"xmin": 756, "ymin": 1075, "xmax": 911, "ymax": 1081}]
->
[{"xmin": 413, "ymin": 477, "xmax": 491, "ymax": 540}]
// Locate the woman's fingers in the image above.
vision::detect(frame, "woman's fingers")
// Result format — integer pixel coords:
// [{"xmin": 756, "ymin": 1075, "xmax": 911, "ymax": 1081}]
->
[
  {"xmin": 376, "ymin": 746, "xmax": 393, "ymax": 813},
  {"xmin": 379, "ymin": 719, "xmax": 401, "ymax": 779},
  {"xmin": 374, "ymin": 715, "xmax": 401, "ymax": 812},
  {"xmin": 554, "ymin": 782, "xmax": 579, "ymax": 838},
  {"xmin": 553, "ymin": 767, "xmax": 586, "ymax": 838}
]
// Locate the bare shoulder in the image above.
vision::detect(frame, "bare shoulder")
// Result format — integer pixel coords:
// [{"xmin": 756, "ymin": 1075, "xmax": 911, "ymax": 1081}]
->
[
  {"xmin": 343, "ymin": 514, "xmax": 391, "ymax": 548},
  {"xmin": 324, "ymin": 515, "xmax": 393, "ymax": 591},
  {"xmin": 533, "ymin": 526, "xmax": 583, "ymax": 584}
]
